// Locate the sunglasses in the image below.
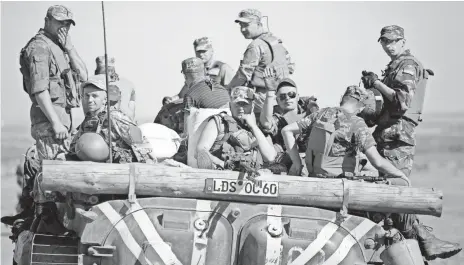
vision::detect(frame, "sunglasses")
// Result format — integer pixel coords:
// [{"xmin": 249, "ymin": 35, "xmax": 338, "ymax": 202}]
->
[{"xmin": 278, "ymin": 91, "xmax": 297, "ymax": 100}]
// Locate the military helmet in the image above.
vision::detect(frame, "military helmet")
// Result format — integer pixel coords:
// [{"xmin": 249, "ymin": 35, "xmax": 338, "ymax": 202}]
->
[{"xmin": 75, "ymin": 132, "xmax": 110, "ymax": 162}]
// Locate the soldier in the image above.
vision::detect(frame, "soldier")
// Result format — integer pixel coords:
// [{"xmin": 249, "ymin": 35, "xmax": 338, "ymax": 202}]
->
[
  {"xmin": 1, "ymin": 5, "xmax": 88, "ymax": 261},
  {"xmin": 20, "ymin": 5, "xmax": 87, "ymax": 163},
  {"xmin": 259, "ymin": 67, "xmax": 319, "ymax": 174},
  {"xmin": 95, "ymin": 56, "xmax": 136, "ymax": 121},
  {"xmin": 195, "ymin": 86, "xmax": 277, "ymax": 172},
  {"xmin": 164, "ymin": 37, "xmax": 234, "ymax": 105},
  {"xmin": 228, "ymin": 9, "xmax": 295, "ymax": 117},
  {"xmin": 69, "ymin": 75, "xmax": 154, "ymax": 164},
  {"xmin": 281, "ymin": 85, "xmax": 410, "ymax": 182},
  {"xmin": 360, "ymin": 25, "xmax": 461, "ymax": 260},
  {"xmin": 181, "ymin": 57, "xmax": 231, "ymax": 134}
]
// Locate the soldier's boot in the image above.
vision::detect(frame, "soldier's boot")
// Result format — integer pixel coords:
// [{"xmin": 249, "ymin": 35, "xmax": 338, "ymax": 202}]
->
[{"xmin": 412, "ymin": 221, "xmax": 462, "ymax": 260}]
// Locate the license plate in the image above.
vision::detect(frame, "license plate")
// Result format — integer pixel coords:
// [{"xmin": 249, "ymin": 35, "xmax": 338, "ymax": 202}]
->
[{"xmin": 205, "ymin": 178, "xmax": 279, "ymax": 197}]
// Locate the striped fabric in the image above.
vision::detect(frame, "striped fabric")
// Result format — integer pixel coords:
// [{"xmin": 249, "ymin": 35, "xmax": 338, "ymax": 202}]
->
[
  {"xmin": 85, "ymin": 199, "xmax": 378, "ymax": 265},
  {"xmin": 183, "ymin": 81, "xmax": 230, "ymax": 111}
]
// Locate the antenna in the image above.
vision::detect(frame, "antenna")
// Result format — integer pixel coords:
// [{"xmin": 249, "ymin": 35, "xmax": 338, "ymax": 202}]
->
[{"xmin": 101, "ymin": 1, "xmax": 112, "ymax": 163}]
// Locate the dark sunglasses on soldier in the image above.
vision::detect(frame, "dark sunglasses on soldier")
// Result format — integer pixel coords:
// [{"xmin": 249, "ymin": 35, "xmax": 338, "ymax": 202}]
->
[{"xmin": 278, "ymin": 91, "xmax": 297, "ymax": 100}]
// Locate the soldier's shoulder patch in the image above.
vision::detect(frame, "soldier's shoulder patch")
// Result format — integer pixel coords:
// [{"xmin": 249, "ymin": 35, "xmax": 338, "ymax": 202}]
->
[{"xmin": 402, "ymin": 64, "xmax": 417, "ymax": 76}]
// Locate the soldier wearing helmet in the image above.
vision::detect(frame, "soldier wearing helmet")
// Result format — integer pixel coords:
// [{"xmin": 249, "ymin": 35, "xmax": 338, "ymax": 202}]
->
[
  {"xmin": 69, "ymin": 75, "xmax": 154, "ymax": 164},
  {"xmin": 282, "ymin": 85, "xmax": 409, "ymax": 181},
  {"xmin": 228, "ymin": 9, "xmax": 295, "ymax": 118},
  {"xmin": 360, "ymin": 25, "xmax": 461, "ymax": 261},
  {"xmin": 195, "ymin": 86, "xmax": 276, "ymax": 172}
]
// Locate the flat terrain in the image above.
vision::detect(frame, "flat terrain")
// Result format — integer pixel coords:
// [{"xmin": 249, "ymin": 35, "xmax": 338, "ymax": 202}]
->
[{"xmin": 2, "ymin": 113, "xmax": 463, "ymax": 264}]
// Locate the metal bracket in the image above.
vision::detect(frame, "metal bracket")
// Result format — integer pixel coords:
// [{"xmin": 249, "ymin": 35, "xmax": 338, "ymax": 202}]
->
[
  {"xmin": 336, "ymin": 179, "xmax": 350, "ymax": 224},
  {"xmin": 128, "ymin": 164, "xmax": 137, "ymax": 204},
  {"xmin": 87, "ymin": 245, "xmax": 116, "ymax": 257}
]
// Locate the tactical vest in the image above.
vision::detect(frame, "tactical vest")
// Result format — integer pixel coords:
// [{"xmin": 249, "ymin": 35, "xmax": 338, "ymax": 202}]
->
[
  {"xmin": 305, "ymin": 109, "xmax": 358, "ymax": 177},
  {"xmin": 209, "ymin": 114, "xmax": 263, "ymax": 171},
  {"xmin": 381, "ymin": 55, "xmax": 433, "ymax": 124},
  {"xmin": 206, "ymin": 61, "xmax": 224, "ymax": 85},
  {"xmin": 250, "ymin": 34, "xmax": 291, "ymax": 89},
  {"xmin": 20, "ymin": 32, "xmax": 81, "ymax": 109}
]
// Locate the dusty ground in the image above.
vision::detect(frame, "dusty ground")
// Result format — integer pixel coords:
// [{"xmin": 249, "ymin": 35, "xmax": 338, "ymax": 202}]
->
[{"xmin": 2, "ymin": 114, "xmax": 463, "ymax": 264}]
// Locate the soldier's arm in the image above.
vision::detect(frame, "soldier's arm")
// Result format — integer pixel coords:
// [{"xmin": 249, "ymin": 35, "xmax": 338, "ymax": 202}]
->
[
  {"xmin": 259, "ymin": 91, "xmax": 279, "ymax": 135},
  {"xmin": 66, "ymin": 47, "xmax": 88, "ymax": 81},
  {"xmin": 247, "ymin": 119, "xmax": 276, "ymax": 163},
  {"xmin": 221, "ymin": 63, "xmax": 235, "ymax": 88},
  {"xmin": 28, "ymin": 42, "xmax": 68, "ymax": 139},
  {"xmin": 196, "ymin": 119, "xmax": 225, "ymax": 167},
  {"xmin": 227, "ymin": 43, "xmax": 261, "ymax": 90},
  {"xmin": 281, "ymin": 122, "xmax": 303, "ymax": 171},
  {"xmin": 374, "ymin": 62, "xmax": 418, "ymax": 109},
  {"xmin": 355, "ymin": 122, "xmax": 410, "ymax": 185}
]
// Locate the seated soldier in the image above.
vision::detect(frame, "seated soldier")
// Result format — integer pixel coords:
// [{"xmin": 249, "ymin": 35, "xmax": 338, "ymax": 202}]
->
[
  {"xmin": 281, "ymin": 85, "xmax": 409, "ymax": 181},
  {"xmin": 259, "ymin": 67, "xmax": 319, "ymax": 174},
  {"xmin": 195, "ymin": 86, "xmax": 276, "ymax": 173},
  {"xmin": 69, "ymin": 75, "xmax": 154, "ymax": 164},
  {"xmin": 282, "ymin": 85, "xmax": 461, "ymax": 260}
]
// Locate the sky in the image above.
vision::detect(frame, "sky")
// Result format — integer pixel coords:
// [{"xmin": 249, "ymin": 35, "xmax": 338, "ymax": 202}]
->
[{"xmin": 1, "ymin": 1, "xmax": 464, "ymax": 127}]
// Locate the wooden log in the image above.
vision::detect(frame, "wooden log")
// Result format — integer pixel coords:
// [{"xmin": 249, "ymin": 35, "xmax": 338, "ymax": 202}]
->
[{"xmin": 41, "ymin": 160, "xmax": 443, "ymax": 217}]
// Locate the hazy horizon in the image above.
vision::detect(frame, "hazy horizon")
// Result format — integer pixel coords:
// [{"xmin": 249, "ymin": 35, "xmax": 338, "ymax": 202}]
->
[{"xmin": 2, "ymin": 1, "xmax": 464, "ymax": 127}]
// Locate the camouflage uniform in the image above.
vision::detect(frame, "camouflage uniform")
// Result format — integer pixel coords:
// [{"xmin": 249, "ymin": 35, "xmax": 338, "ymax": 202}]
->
[
  {"xmin": 373, "ymin": 26, "xmax": 424, "ymax": 177},
  {"xmin": 20, "ymin": 28, "xmax": 76, "ymax": 162},
  {"xmin": 297, "ymin": 106, "xmax": 377, "ymax": 175},
  {"xmin": 228, "ymin": 9, "xmax": 295, "ymax": 114},
  {"xmin": 70, "ymin": 75, "xmax": 154, "ymax": 164}
]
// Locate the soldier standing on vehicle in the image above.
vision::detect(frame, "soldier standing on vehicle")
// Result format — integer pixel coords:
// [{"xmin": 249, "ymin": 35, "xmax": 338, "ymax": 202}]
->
[
  {"xmin": 21, "ymin": 5, "xmax": 87, "ymax": 163},
  {"xmin": 195, "ymin": 86, "xmax": 276, "ymax": 172},
  {"xmin": 2, "ymin": 5, "xmax": 88, "ymax": 263},
  {"xmin": 164, "ymin": 37, "xmax": 234, "ymax": 105},
  {"xmin": 227, "ymin": 9, "xmax": 295, "ymax": 118},
  {"xmin": 360, "ymin": 25, "xmax": 461, "ymax": 261},
  {"xmin": 95, "ymin": 56, "xmax": 136, "ymax": 121}
]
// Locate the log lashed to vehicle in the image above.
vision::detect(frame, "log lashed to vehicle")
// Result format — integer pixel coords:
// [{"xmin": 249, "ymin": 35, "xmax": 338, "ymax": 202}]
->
[{"xmin": 40, "ymin": 160, "xmax": 443, "ymax": 217}]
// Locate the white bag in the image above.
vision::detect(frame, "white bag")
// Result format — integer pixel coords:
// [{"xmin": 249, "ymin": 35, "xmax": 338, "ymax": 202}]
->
[
  {"xmin": 186, "ymin": 107, "xmax": 231, "ymax": 167},
  {"xmin": 138, "ymin": 123, "xmax": 181, "ymax": 160}
]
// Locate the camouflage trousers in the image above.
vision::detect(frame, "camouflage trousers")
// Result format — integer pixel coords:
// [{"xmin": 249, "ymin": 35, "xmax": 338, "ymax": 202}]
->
[
  {"xmin": 31, "ymin": 122, "xmax": 71, "ymax": 162},
  {"xmin": 377, "ymin": 141, "xmax": 415, "ymax": 177},
  {"xmin": 376, "ymin": 140, "xmax": 418, "ymax": 238},
  {"xmin": 31, "ymin": 122, "xmax": 71, "ymax": 203}
]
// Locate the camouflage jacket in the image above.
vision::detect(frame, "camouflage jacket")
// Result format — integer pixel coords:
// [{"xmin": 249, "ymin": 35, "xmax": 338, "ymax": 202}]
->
[
  {"xmin": 297, "ymin": 107, "xmax": 377, "ymax": 157},
  {"xmin": 70, "ymin": 109, "xmax": 154, "ymax": 163},
  {"xmin": 375, "ymin": 50, "xmax": 422, "ymax": 146}
]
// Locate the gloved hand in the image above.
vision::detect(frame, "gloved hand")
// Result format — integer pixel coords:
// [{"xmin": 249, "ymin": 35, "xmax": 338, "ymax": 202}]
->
[
  {"xmin": 263, "ymin": 66, "xmax": 280, "ymax": 91},
  {"xmin": 361, "ymin": 70, "xmax": 379, "ymax": 89}
]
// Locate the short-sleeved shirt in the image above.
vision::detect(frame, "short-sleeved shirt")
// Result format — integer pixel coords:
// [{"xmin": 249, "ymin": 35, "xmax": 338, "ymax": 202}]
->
[
  {"xmin": 183, "ymin": 80, "xmax": 230, "ymax": 111},
  {"xmin": 297, "ymin": 107, "xmax": 377, "ymax": 156},
  {"xmin": 374, "ymin": 50, "xmax": 422, "ymax": 146},
  {"xmin": 112, "ymin": 77, "xmax": 136, "ymax": 118},
  {"xmin": 259, "ymin": 105, "xmax": 307, "ymax": 152},
  {"xmin": 205, "ymin": 60, "xmax": 234, "ymax": 87},
  {"xmin": 20, "ymin": 29, "xmax": 71, "ymax": 128}
]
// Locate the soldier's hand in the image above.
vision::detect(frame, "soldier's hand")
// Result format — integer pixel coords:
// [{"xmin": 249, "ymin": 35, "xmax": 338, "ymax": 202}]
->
[
  {"xmin": 242, "ymin": 113, "xmax": 257, "ymax": 128},
  {"xmin": 361, "ymin": 70, "xmax": 379, "ymax": 89},
  {"xmin": 162, "ymin": 96, "xmax": 173, "ymax": 105},
  {"xmin": 58, "ymin": 28, "xmax": 74, "ymax": 52},
  {"xmin": 52, "ymin": 122, "xmax": 69, "ymax": 140},
  {"xmin": 263, "ymin": 66, "xmax": 279, "ymax": 91}
]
